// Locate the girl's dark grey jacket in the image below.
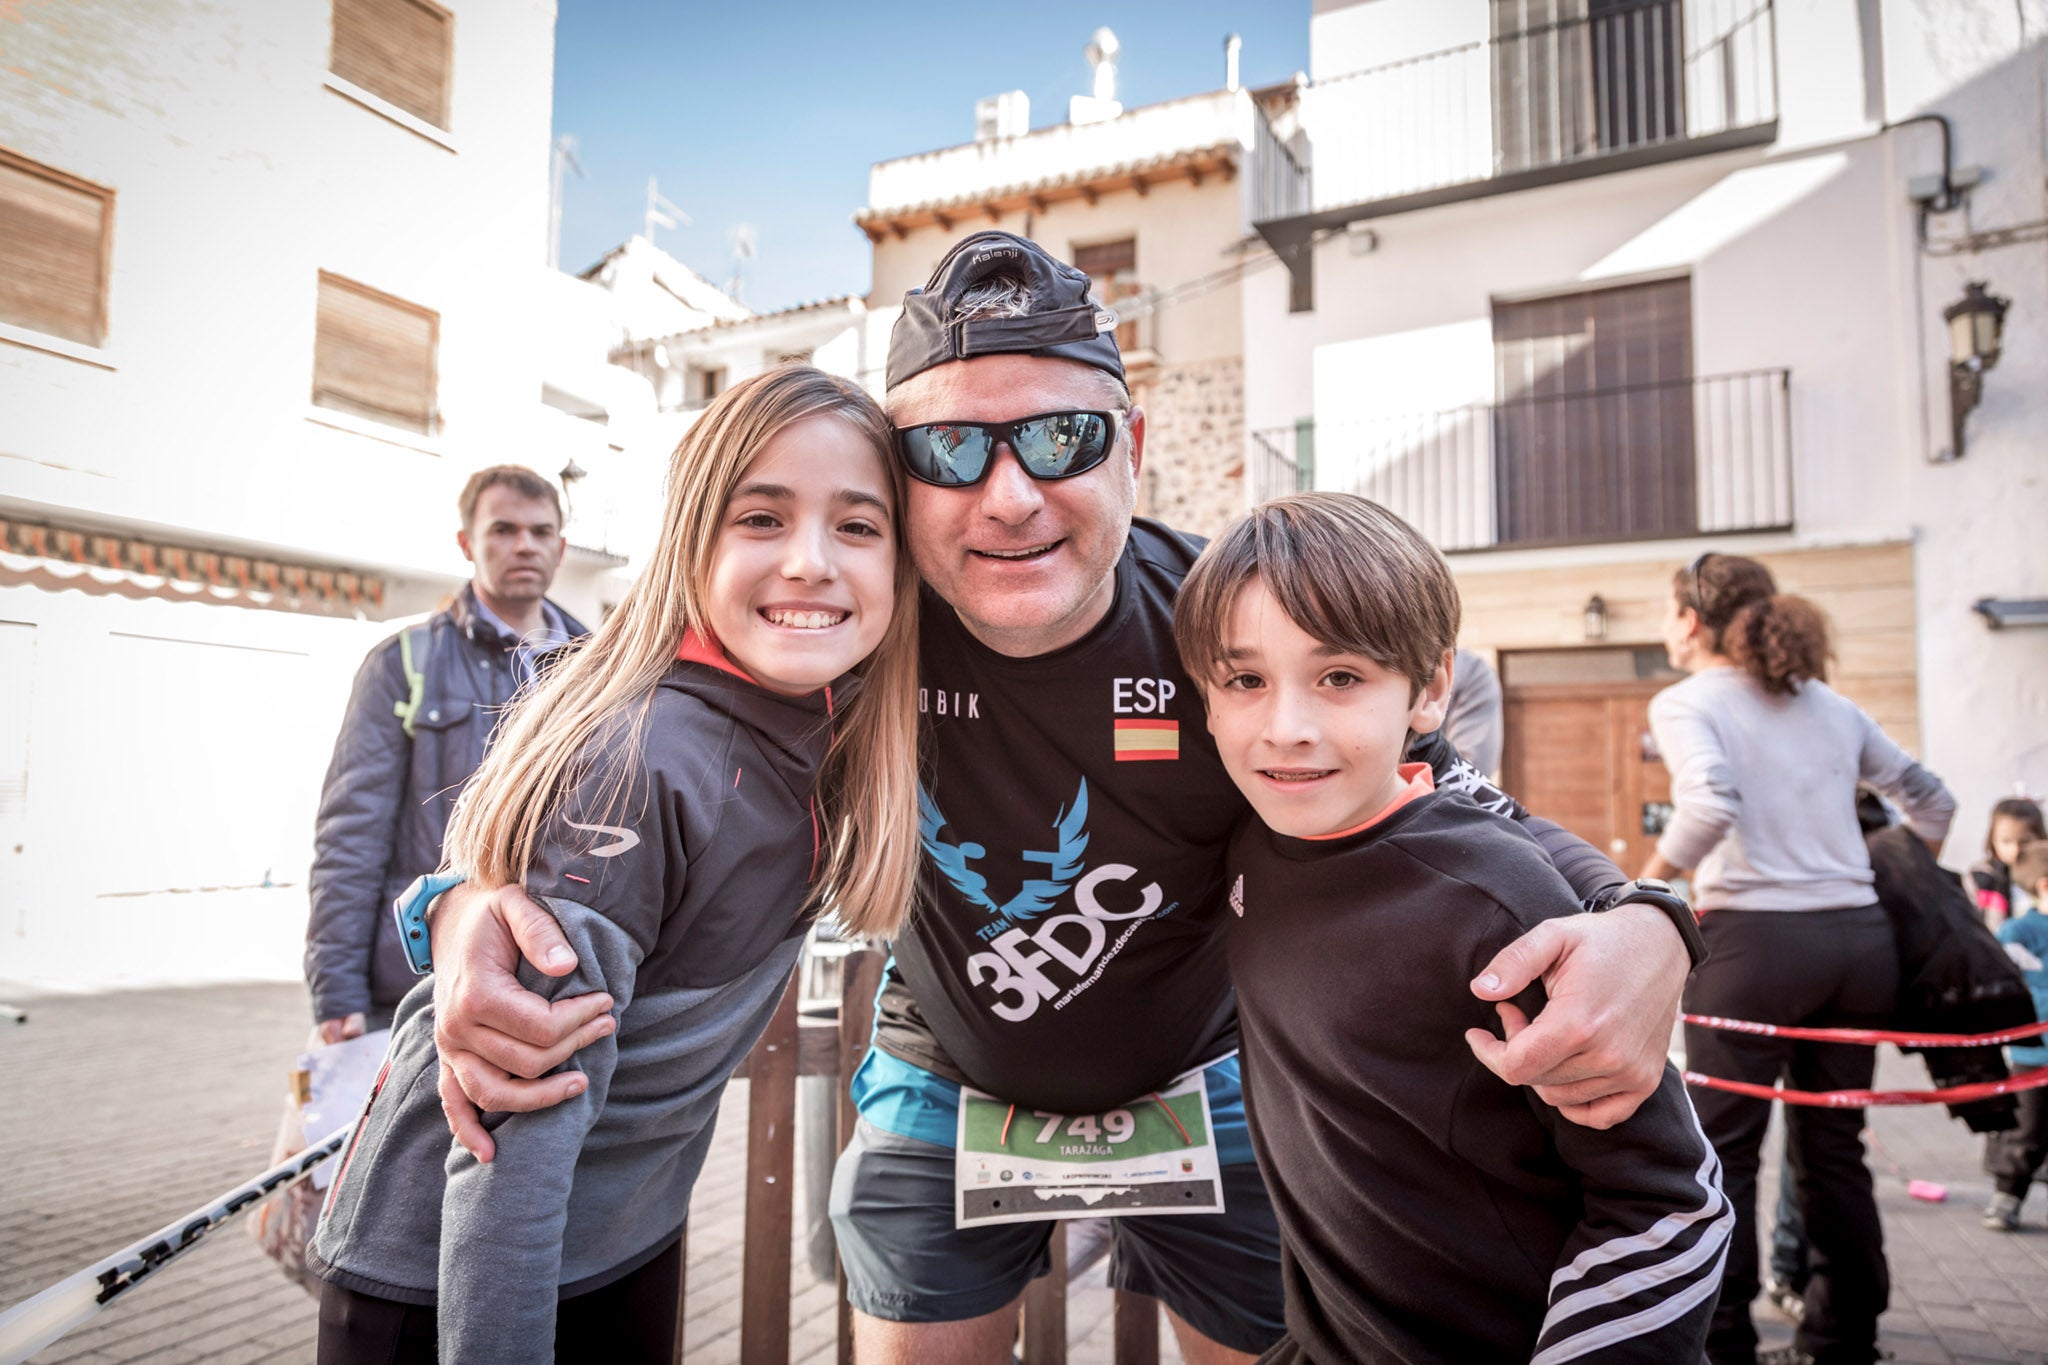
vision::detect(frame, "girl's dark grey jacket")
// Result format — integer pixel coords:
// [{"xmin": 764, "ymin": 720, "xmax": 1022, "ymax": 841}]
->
[{"xmin": 309, "ymin": 655, "xmax": 847, "ymax": 1364}]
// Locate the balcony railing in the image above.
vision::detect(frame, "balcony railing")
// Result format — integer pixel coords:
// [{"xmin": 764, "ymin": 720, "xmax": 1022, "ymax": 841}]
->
[
  {"xmin": 1249, "ymin": 369, "xmax": 1791, "ymax": 552},
  {"xmin": 1250, "ymin": 106, "xmax": 1310, "ymax": 227},
  {"xmin": 1264, "ymin": 0, "xmax": 1777, "ymax": 225}
]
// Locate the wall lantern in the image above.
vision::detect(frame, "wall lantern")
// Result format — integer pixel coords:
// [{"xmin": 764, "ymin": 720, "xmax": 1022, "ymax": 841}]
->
[
  {"xmin": 1583, "ymin": 594, "xmax": 1608, "ymax": 641},
  {"xmin": 1943, "ymin": 280, "xmax": 2010, "ymax": 457}
]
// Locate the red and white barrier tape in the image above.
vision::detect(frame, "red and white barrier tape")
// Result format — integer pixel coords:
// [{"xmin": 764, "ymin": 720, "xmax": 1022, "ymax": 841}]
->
[
  {"xmin": 1681, "ymin": 1013, "xmax": 2048, "ymax": 1049},
  {"xmin": 1682, "ymin": 1065, "xmax": 2048, "ymax": 1108},
  {"xmin": 1679, "ymin": 1013, "xmax": 2048, "ymax": 1106}
]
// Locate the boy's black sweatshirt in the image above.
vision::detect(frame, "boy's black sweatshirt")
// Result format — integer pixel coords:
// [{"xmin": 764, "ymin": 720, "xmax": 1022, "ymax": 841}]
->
[{"xmin": 1226, "ymin": 788, "xmax": 1731, "ymax": 1364}]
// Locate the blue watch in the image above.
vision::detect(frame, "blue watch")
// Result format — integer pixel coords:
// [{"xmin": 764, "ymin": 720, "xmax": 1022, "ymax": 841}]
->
[{"xmin": 392, "ymin": 871, "xmax": 468, "ymax": 975}]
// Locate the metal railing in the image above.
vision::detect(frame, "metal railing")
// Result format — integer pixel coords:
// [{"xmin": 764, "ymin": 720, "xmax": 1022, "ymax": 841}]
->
[
  {"xmin": 1248, "ymin": 427, "xmax": 1311, "ymax": 503},
  {"xmin": 1288, "ymin": 0, "xmax": 1777, "ymax": 218},
  {"xmin": 1249, "ymin": 369, "xmax": 1792, "ymax": 552},
  {"xmin": 1249, "ymin": 107, "xmax": 1309, "ymax": 229}
]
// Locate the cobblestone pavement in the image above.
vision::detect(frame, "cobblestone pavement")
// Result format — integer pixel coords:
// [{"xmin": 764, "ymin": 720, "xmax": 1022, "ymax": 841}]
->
[{"xmin": 0, "ymin": 981, "xmax": 2040, "ymax": 1363}]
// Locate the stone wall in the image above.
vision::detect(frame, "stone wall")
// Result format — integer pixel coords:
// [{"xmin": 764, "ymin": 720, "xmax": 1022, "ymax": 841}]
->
[{"xmin": 1132, "ymin": 355, "xmax": 1246, "ymax": 539}]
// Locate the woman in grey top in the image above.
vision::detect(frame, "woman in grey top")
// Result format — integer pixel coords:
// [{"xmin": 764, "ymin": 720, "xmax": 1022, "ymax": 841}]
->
[{"xmin": 1642, "ymin": 551, "xmax": 1954, "ymax": 1365}]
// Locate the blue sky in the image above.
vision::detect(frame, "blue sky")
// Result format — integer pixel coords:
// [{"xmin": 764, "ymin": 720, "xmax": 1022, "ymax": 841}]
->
[{"xmin": 550, "ymin": 2, "xmax": 1310, "ymax": 312}]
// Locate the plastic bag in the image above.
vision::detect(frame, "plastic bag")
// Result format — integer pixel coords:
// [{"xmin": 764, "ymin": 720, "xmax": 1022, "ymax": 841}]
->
[{"xmin": 248, "ymin": 1059, "xmax": 324, "ymax": 1297}]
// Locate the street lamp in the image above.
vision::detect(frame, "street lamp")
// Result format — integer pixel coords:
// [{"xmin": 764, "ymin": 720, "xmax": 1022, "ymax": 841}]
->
[
  {"xmin": 1583, "ymin": 594, "xmax": 1608, "ymax": 642},
  {"xmin": 1943, "ymin": 280, "xmax": 2010, "ymax": 457}
]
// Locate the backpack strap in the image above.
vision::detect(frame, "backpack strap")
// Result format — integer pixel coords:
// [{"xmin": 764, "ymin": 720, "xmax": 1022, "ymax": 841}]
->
[{"xmin": 392, "ymin": 624, "xmax": 434, "ymax": 738}]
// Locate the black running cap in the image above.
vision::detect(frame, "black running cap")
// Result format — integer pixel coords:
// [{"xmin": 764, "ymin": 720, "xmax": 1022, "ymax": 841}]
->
[{"xmin": 886, "ymin": 231, "xmax": 1124, "ymax": 389}]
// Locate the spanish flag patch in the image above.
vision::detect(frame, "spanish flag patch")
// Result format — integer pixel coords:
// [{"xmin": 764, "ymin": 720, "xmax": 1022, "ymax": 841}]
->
[{"xmin": 1113, "ymin": 718, "xmax": 1179, "ymax": 761}]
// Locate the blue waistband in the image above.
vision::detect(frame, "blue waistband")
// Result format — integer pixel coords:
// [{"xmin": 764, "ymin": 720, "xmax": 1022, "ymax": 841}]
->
[{"xmin": 849, "ymin": 1046, "xmax": 1255, "ymax": 1167}]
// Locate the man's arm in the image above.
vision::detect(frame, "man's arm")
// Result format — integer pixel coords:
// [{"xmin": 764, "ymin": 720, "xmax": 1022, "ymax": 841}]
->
[
  {"xmin": 305, "ymin": 643, "xmax": 411, "ymax": 1031},
  {"xmin": 1409, "ymin": 727, "xmax": 1692, "ymax": 1130},
  {"xmin": 1465, "ymin": 900, "xmax": 1690, "ymax": 1129},
  {"xmin": 427, "ymin": 882, "xmax": 619, "ymax": 1161},
  {"xmin": 1518, "ymin": 814, "xmax": 1628, "ymax": 908},
  {"xmin": 1412, "ymin": 729, "xmax": 1627, "ymax": 903}
]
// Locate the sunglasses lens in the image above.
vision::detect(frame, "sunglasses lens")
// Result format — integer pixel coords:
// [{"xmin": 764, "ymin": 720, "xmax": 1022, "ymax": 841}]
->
[
  {"xmin": 1012, "ymin": 412, "xmax": 1112, "ymax": 478},
  {"xmin": 899, "ymin": 424, "xmax": 994, "ymax": 486}
]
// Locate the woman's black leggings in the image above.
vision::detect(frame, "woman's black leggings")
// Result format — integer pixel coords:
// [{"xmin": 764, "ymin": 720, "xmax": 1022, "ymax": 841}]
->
[
  {"xmin": 316, "ymin": 1235, "xmax": 683, "ymax": 1363},
  {"xmin": 1683, "ymin": 904, "xmax": 1897, "ymax": 1365}
]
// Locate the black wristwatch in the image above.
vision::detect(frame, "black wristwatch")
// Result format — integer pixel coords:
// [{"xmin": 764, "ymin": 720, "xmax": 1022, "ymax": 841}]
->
[{"xmin": 1601, "ymin": 877, "xmax": 1708, "ymax": 969}]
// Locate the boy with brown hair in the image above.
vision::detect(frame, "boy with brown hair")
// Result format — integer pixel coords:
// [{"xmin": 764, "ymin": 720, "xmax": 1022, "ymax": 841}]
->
[{"xmin": 1173, "ymin": 491, "xmax": 1731, "ymax": 1362}]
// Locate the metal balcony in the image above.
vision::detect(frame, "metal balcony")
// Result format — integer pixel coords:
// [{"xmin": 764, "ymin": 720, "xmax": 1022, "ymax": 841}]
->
[
  {"xmin": 1253, "ymin": 0, "xmax": 1779, "ymax": 306},
  {"xmin": 1249, "ymin": 369, "xmax": 1792, "ymax": 552}
]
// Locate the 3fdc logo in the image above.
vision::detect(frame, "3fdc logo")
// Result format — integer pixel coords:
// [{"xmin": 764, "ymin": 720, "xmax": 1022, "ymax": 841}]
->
[{"xmin": 919, "ymin": 779, "xmax": 1168, "ymax": 1021}]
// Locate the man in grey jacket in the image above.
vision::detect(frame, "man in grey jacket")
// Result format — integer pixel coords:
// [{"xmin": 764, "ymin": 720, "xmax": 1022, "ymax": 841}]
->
[{"xmin": 304, "ymin": 465, "xmax": 586, "ymax": 1043}]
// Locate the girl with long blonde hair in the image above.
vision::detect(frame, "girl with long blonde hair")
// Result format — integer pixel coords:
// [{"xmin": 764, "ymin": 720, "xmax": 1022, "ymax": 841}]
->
[{"xmin": 308, "ymin": 367, "xmax": 921, "ymax": 1365}]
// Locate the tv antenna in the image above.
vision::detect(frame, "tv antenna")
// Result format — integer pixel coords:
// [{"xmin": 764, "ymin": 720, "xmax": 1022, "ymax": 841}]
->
[
  {"xmin": 726, "ymin": 223, "xmax": 757, "ymax": 302},
  {"xmin": 547, "ymin": 134, "xmax": 583, "ymax": 270},
  {"xmin": 645, "ymin": 176, "xmax": 692, "ymax": 246}
]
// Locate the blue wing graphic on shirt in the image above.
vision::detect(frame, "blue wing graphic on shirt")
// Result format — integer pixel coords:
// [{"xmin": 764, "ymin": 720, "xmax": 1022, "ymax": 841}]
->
[
  {"xmin": 918, "ymin": 780, "xmax": 1091, "ymax": 925},
  {"xmin": 919, "ymin": 785, "xmax": 997, "ymax": 916}
]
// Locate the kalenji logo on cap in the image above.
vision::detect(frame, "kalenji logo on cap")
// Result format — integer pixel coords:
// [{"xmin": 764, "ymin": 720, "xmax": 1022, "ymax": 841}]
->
[
  {"xmin": 971, "ymin": 247, "xmax": 1021, "ymax": 265},
  {"xmin": 1094, "ymin": 309, "xmax": 1119, "ymax": 332}
]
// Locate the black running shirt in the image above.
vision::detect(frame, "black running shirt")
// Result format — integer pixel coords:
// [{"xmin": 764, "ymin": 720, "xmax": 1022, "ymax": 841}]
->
[
  {"xmin": 874, "ymin": 518, "xmax": 1627, "ymax": 1115},
  {"xmin": 878, "ymin": 520, "xmax": 1245, "ymax": 1113}
]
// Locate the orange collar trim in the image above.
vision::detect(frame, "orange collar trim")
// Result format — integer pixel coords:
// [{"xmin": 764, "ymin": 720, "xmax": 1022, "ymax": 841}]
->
[
  {"xmin": 674, "ymin": 628, "xmax": 834, "ymax": 712},
  {"xmin": 1302, "ymin": 763, "xmax": 1436, "ymax": 841},
  {"xmin": 675, "ymin": 628, "xmax": 759, "ymax": 685}
]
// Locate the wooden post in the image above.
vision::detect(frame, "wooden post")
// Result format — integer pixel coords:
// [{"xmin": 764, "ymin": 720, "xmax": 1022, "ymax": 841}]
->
[
  {"xmin": 1113, "ymin": 1290, "xmax": 1159, "ymax": 1365},
  {"xmin": 740, "ymin": 974, "xmax": 801, "ymax": 1365},
  {"xmin": 1019, "ymin": 1223, "xmax": 1068, "ymax": 1365},
  {"xmin": 835, "ymin": 949, "xmax": 885, "ymax": 1365}
]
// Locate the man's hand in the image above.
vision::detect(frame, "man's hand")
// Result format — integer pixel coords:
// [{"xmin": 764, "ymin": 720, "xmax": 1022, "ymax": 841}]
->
[
  {"xmin": 430, "ymin": 881, "xmax": 617, "ymax": 1162},
  {"xmin": 317, "ymin": 1012, "xmax": 367, "ymax": 1045},
  {"xmin": 1464, "ymin": 903, "xmax": 1687, "ymax": 1128}
]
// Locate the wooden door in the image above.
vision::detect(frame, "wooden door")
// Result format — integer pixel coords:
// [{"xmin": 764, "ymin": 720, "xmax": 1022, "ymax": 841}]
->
[{"xmin": 1502, "ymin": 679, "xmax": 1672, "ymax": 875}]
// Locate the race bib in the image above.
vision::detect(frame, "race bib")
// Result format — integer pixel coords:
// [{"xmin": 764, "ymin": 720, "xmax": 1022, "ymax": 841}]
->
[{"xmin": 953, "ymin": 1070, "xmax": 1223, "ymax": 1228}]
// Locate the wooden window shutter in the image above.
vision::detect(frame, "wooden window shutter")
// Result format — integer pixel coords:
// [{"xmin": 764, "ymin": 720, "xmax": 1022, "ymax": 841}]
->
[
  {"xmin": 1491, "ymin": 277, "xmax": 1696, "ymax": 544},
  {"xmin": 1072, "ymin": 239, "xmax": 1136, "ymax": 279},
  {"xmin": 1073, "ymin": 239, "xmax": 1140, "ymax": 352},
  {"xmin": 0, "ymin": 149, "xmax": 113, "ymax": 346},
  {"xmin": 330, "ymin": 0, "xmax": 452, "ymax": 129},
  {"xmin": 313, "ymin": 272, "xmax": 438, "ymax": 434}
]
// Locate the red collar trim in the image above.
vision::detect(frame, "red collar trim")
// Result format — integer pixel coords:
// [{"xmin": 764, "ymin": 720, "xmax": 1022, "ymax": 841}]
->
[
  {"xmin": 1302, "ymin": 763, "xmax": 1436, "ymax": 841},
  {"xmin": 675, "ymin": 628, "xmax": 759, "ymax": 684}
]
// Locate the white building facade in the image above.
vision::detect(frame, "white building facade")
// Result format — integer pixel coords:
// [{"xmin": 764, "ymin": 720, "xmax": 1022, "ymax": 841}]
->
[
  {"xmin": 1244, "ymin": 0, "xmax": 2047, "ymax": 863},
  {"xmin": 0, "ymin": 0, "xmax": 590, "ymax": 987}
]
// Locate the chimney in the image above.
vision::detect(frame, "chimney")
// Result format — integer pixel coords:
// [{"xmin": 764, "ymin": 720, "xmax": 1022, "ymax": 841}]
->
[
  {"xmin": 975, "ymin": 90, "xmax": 1030, "ymax": 142},
  {"xmin": 1071, "ymin": 28, "xmax": 1124, "ymax": 125},
  {"xmin": 1225, "ymin": 34, "xmax": 1242, "ymax": 92}
]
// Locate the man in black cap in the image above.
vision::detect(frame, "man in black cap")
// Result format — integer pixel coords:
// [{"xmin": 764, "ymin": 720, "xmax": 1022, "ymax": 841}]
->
[{"xmin": 418, "ymin": 231, "xmax": 1700, "ymax": 1363}]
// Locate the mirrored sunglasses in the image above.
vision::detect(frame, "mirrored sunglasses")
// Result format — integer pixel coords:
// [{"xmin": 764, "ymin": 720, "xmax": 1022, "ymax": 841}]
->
[{"xmin": 894, "ymin": 410, "xmax": 1120, "ymax": 488}]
